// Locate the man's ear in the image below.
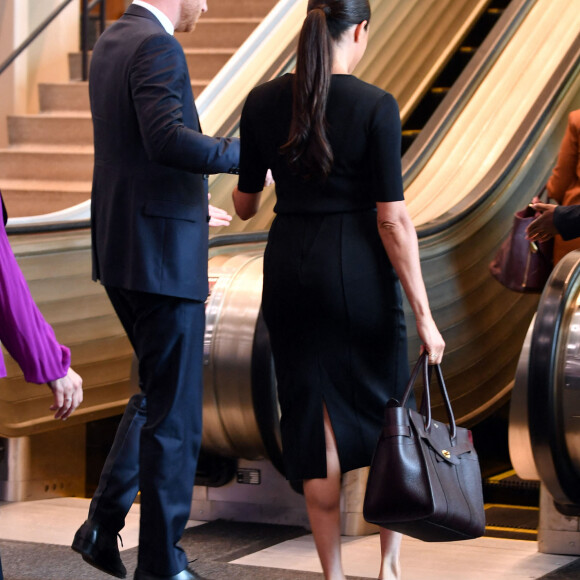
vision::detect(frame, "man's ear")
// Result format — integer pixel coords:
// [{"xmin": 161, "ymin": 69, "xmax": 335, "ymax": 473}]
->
[{"xmin": 354, "ymin": 20, "xmax": 368, "ymax": 43}]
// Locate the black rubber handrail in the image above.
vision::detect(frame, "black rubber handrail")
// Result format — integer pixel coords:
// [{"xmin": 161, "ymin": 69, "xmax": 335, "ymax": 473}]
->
[
  {"xmin": 6, "ymin": 219, "xmax": 92, "ymax": 235},
  {"xmin": 0, "ymin": 0, "xmax": 75, "ymax": 77},
  {"xmin": 209, "ymin": 231, "xmax": 269, "ymax": 249},
  {"xmin": 6, "ymin": 223, "xmax": 270, "ymax": 250},
  {"xmin": 0, "ymin": 0, "xmax": 106, "ymax": 81},
  {"xmin": 81, "ymin": 0, "xmax": 107, "ymax": 81}
]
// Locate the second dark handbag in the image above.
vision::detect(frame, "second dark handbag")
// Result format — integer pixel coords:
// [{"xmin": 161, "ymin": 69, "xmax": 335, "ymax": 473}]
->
[
  {"xmin": 488, "ymin": 190, "xmax": 553, "ymax": 293},
  {"xmin": 363, "ymin": 353, "xmax": 485, "ymax": 542}
]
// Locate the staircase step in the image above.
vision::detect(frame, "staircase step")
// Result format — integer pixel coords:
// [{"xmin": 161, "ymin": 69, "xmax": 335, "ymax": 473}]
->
[
  {"xmin": 184, "ymin": 49, "xmax": 235, "ymax": 79},
  {"xmin": 204, "ymin": 0, "xmax": 277, "ymax": 18},
  {"xmin": 39, "ymin": 81, "xmax": 207, "ymax": 112},
  {"xmin": 3, "ymin": 6, "xmax": 274, "ymax": 216},
  {"xmin": 0, "ymin": 179, "xmax": 91, "ymax": 217},
  {"xmin": 69, "ymin": 49, "xmax": 234, "ymax": 82},
  {"xmin": 0, "ymin": 147, "xmax": 93, "ymax": 182},
  {"xmin": 8, "ymin": 113, "xmax": 93, "ymax": 146},
  {"xmin": 39, "ymin": 82, "xmax": 90, "ymax": 112},
  {"xmin": 177, "ymin": 19, "xmax": 261, "ymax": 48}
]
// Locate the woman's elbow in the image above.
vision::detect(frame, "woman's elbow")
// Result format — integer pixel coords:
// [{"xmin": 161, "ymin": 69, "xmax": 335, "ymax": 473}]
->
[
  {"xmin": 237, "ymin": 207, "xmax": 257, "ymax": 221},
  {"xmin": 233, "ymin": 188, "xmax": 259, "ymax": 220},
  {"xmin": 377, "ymin": 217, "xmax": 403, "ymax": 236}
]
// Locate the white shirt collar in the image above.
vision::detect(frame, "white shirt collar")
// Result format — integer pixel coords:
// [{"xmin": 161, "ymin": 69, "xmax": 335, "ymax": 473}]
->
[{"xmin": 132, "ymin": 1, "xmax": 175, "ymax": 35}]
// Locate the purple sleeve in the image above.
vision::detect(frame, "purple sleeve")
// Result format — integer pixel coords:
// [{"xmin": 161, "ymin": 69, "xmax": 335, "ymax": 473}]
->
[{"xmin": 0, "ymin": 215, "xmax": 70, "ymax": 384}]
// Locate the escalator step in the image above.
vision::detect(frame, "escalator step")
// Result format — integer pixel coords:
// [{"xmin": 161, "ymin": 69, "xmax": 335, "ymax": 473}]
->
[
  {"xmin": 484, "ymin": 504, "xmax": 539, "ymax": 541},
  {"xmin": 483, "ymin": 470, "xmax": 540, "ymax": 507}
]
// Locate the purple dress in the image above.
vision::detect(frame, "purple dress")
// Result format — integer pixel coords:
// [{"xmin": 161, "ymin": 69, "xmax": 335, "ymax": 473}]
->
[{"xmin": 0, "ymin": 193, "xmax": 70, "ymax": 383}]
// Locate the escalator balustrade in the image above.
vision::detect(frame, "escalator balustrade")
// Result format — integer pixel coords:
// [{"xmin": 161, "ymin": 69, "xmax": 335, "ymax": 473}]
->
[
  {"xmin": 402, "ymin": 0, "xmax": 511, "ymax": 154},
  {"xmin": 510, "ymin": 250, "xmax": 580, "ymax": 514}
]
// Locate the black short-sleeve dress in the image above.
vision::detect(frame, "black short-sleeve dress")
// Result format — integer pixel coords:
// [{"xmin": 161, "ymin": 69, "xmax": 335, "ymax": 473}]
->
[{"xmin": 238, "ymin": 73, "xmax": 410, "ymax": 480}]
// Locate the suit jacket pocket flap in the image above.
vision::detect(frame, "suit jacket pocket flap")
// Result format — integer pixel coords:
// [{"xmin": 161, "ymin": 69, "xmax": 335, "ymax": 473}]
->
[{"xmin": 143, "ymin": 200, "xmax": 198, "ymax": 222}]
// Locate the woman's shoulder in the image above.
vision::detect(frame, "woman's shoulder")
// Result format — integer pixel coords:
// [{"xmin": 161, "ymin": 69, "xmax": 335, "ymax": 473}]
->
[
  {"xmin": 246, "ymin": 74, "xmax": 293, "ymax": 105},
  {"xmin": 333, "ymin": 76, "xmax": 398, "ymax": 109},
  {"xmin": 331, "ymin": 76, "xmax": 399, "ymax": 121}
]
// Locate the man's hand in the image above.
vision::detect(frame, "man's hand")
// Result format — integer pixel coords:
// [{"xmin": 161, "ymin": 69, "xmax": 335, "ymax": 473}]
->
[
  {"xmin": 208, "ymin": 194, "xmax": 232, "ymax": 227},
  {"xmin": 526, "ymin": 203, "xmax": 558, "ymax": 242},
  {"xmin": 264, "ymin": 169, "xmax": 274, "ymax": 188},
  {"xmin": 48, "ymin": 367, "xmax": 83, "ymax": 420}
]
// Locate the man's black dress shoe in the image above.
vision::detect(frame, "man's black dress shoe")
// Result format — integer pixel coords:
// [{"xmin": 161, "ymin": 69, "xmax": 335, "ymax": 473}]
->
[
  {"xmin": 72, "ymin": 519, "xmax": 127, "ymax": 578},
  {"xmin": 133, "ymin": 566, "xmax": 205, "ymax": 579}
]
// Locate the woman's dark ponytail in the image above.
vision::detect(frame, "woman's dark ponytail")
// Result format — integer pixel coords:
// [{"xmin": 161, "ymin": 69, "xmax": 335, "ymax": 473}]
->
[
  {"xmin": 280, "ymin": 0, "xmax": 371, "ymax": 180},
  {"xmin": 280, "ymin": 8, "xmax": 334, "ymax": 179}
]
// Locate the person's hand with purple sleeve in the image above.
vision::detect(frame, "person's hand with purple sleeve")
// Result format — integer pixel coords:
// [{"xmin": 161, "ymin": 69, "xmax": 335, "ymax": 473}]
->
[{"xmin": 0, "ymin": 195, "xmax": 83, "ymax": 419}]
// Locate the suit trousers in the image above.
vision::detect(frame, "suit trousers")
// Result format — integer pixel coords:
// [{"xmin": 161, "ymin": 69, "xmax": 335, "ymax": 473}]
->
[{"xmin": 88, "ymin": 286, "xmax": 205, "ymax": 576}]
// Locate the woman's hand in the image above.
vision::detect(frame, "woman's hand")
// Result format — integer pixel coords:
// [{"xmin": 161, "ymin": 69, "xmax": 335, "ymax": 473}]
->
[
  {"xmin": 417, "ymin": 316, "xmax": 445, "ymax": 365},
  {"xmin": 526, "ymin": 203, "xmax": 558, "ymax": 242},
  {"xmin": 48, "ymin": 367, "xmax": 83, "ymax": 420}
]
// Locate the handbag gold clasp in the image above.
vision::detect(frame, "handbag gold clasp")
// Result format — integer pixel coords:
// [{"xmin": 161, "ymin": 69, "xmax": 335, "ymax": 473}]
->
[{"xmin": 442, "ymin": 450, "xmax": 451, "ymax": 459}]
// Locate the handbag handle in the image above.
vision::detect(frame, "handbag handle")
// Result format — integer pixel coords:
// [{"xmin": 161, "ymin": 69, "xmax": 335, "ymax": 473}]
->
[
  {"xmin": 398, "ymin": 352, "xmax": 457, "ymax": 444},
  {"xmin": 536, "ymin": 185, "xmax": 549, "ymax": 203}
]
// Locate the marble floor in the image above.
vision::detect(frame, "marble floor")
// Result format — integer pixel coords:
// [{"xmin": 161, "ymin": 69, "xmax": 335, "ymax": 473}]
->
[{"xmin": 0, "ymin": 498, "xmax": 578, "ymax": 579}]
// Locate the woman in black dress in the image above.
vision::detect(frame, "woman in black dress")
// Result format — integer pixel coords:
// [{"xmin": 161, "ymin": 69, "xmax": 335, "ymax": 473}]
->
[{"xmin": 233, "ymin": 1, "xmax": 445, "ymax": 578}]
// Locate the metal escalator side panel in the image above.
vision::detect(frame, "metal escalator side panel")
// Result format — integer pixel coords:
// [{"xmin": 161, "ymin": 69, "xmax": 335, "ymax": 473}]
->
[
  {"xmin": 508, "ymin": 314, "xmax": 539, "ymax": 481},
  {"xmin": 529, "ymin": 249, "xmax": 580, "ymax": 506},
  {"xmin": 203, "ymin": 250, "xmax": 281, "ymax": 465}
]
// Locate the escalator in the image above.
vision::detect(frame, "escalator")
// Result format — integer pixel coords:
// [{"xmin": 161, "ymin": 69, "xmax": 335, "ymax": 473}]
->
[
  {"xmin": 1, "ymin": 0, "xmax": 580, "ymax": 512},
  {"xmin": 1, "ymin": 0, "xmax": 528, "ymax": 440},
  {"xmin": 507, "ymin": 252, "xmax": 580, "ymax": 546},
  {"xmin": 401, "ymin": 0, "xmax": 511, "ymax": 153}
]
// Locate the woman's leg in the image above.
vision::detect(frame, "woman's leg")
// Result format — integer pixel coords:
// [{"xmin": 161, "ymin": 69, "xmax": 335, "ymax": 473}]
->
[
  {"xmin": 378, "ymin": 527, "xmax": 402, "ymax": 579},
  {"xmin": 303, "ymin": 405, "xmax": 346, "ymax": 580}
]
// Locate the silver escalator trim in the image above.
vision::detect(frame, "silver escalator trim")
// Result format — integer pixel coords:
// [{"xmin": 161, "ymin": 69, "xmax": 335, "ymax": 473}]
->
[{"xmin": 528, "ymin": 250, "xmax": 580, "ymax": 506}]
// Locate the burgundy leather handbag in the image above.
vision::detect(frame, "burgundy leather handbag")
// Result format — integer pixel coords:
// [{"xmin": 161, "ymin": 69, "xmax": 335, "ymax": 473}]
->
[
  {"xmin": 489, "ymin": 192, "xmax": 553, "ymax": 293},
  {"xmin": 363, "ymin": 353, "xmax": 485, "ymax": 542}
]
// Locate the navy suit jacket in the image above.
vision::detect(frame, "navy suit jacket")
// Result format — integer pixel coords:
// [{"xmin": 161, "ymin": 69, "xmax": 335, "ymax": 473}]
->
[
  {"xmin": 89, "ymin": 5, "xmax": 239, "ymax": 301},
  {"xmin": 554, "ymin": 205, "xmax": 580, "ymax": 241}
]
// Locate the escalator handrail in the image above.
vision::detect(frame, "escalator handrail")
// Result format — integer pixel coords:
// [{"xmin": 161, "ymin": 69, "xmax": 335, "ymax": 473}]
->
[
  {"xmin": 402, "ymin": 0, "xmax": 537, "ymax": 183},
  {"xmin": 415, "ymin": 32, "xmax": 580, "ymax": 238},
  {"xmin": 195, "ymin": 0, "xmax": 301, "ymax": 120}
]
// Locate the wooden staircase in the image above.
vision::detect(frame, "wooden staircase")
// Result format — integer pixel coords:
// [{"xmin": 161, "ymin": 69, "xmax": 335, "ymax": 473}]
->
[{"xmin": 0, "ymin": 0, "xmax": 277, "ymax": 217}]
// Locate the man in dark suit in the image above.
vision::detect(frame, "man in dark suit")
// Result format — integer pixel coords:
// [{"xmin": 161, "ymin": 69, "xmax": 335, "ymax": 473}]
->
[
  {"xmin": 527, "ymin": 203, "xmax": 580, "ymax": 242},
  {"xmin": 71, "ymin": 2, "xmax": 238, "ymax": 579}
]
